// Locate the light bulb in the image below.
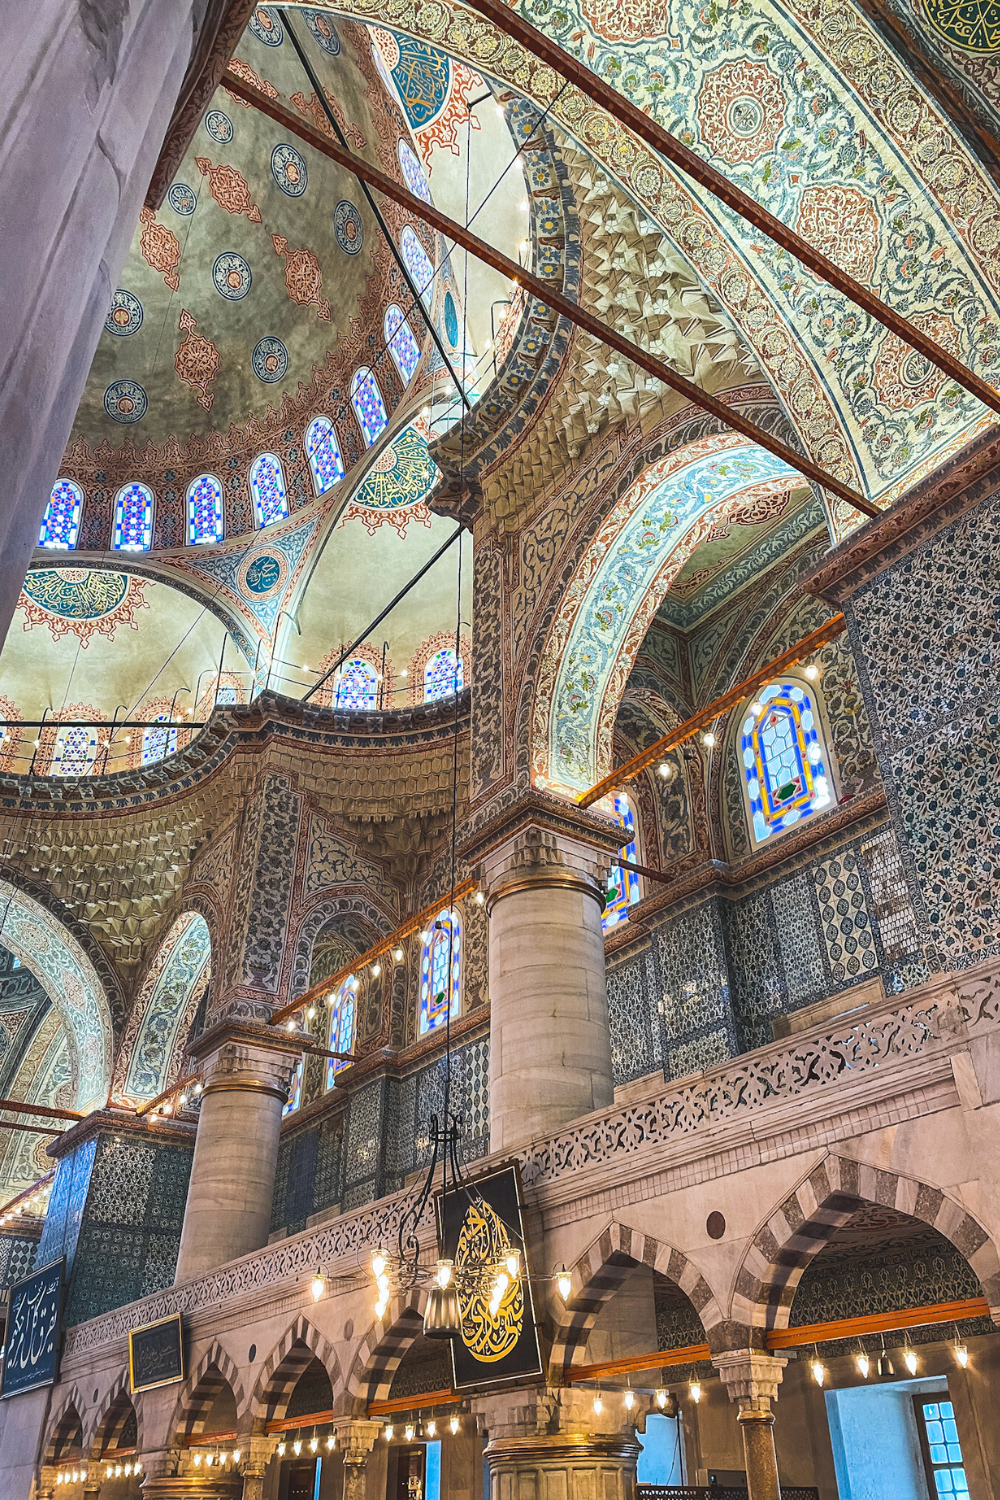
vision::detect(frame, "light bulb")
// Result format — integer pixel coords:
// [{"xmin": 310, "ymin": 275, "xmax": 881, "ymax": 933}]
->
[
  {"xmin": 393, "ymin": 948, "xmax": 404, "ymax": 962},
  {"xmin": 811, "ymin": 1360, "xmax": 825, "ymax": 1387},
  {"xmin": 805, "ymin": 664, "xmax": 819, "ymax": 680},
  {"xmin": 287, "ymin": 1019, "xmax": 297, "ymax": 1032},
  {"xmin": 426, "ymin": 1421, "xmax": 436, "ymax": 1437},
  {"xmin": 505, "ymin": 1251, "xmax": 520, "ymax": 1278},
  {"xmin": 309, "ymin": 1437, "xmax": 318, "ymax": 1453},
  {"xmin": 311, "ymin": 1269, "xmax": 325, "ymax": 1301},
  {"xmin": 377, "ymin": 1273, "xmax": 390, "ymax": 1296},
  {"xmin": 125, "ymin": 1463, "xmax": 132, "ymax": 1475},
  {"xmin": 494, "ymin": 1272, "xmax": 509, "ymax": 1300},
  {"xmin": 232, "ymin": 1451, "xmax": 240, "ymax": 1463},
  {"xmin": 205, "ymin": 1454, "xmax": 213, "ymax": 1467},
  {"xmin": 107, "ymin": 1467, "xmax": 114, "ymax": 1479},
  {"xmin": 193, "ymin": 1455, "xmax": 202, "ymax": 1467},
  {"xmin": 420, "ymin": 930, "xmax": 430, "ymax": 942},
  {"xmin": 689, "ymin": 1382, "xmax": 702, "ymax": 1403},
  {"xmin": 194, "ymin": 1082, "xmax": 202, "ymax": 1093},
  {"xmin": 955, "ymin": 1342, "xmax": 969, "ymax": 1368},
  {"xmin": 134, "ymin": 1459, "xmax": 142, "ymax": 1473},
  {"xmin": 179, "ymin": 1095, "xmax": 187, "ymax": 1107},
  {"xmin": 277, "ymin": 1442, "xmax": 286, "ymax": 1457},
  {"xmin": 436, "ymin": 1259, "xmax": 453, "ymax": 1288},
  {"xmin": 593, "ymin": 1394, "xmax": 603, "ymax": 1414},
  {"xmin": 293, "ymin": 1440, "xmax": 302, "ymax": 1456},
  {"xmin": 475, "ymin": 890, "xmax": 485, "ymax": 904},
  {"xmin": 372, "ymin": 1250, "xmax": 387, "ymax": 1278},
  {"xmin": 385, "ymin": 1425, "xmax": 394, "ymax": 1441},
  {"xmin": 904, "ymin": 1348, "xmax": 918, "ymax": 1375},
  {"xmin": 371, "ymin": 963, "xmax": 381, "ymax": 977},
  {"xmin": 450, "ymin": 1416, "xmax": 459, "ymax": 1435},
  {"xmin": 856, "ymin": 1353, "xmax": 870, "ymax": 1378},
  {"xmin": 557, "ymin": 1265, "xmax": 572, "ymax": 1300},
  {"xmin": 375, "ymin": 1299, "xmax": 387, "ymax": 1320},
  {"xmin": 655, "ymin": 1388, "xmax": 667, "ymax": 1408},
  {"xmin": 702, "ymin": 732, "xmax": 716, "ymax": 748},
  {"xmin": 405, "ymin": 1425, "xmax": 415, "ymax": 1442},
  {"xmin": 307, "ymin": 1005, "xmax": 316, "ymax": 1020},
  {"xmin": 327, "ymin": 1435, "xmax": 336, "ymax": 1450},
  {"xmin": 623, "ymin": 1389, "xmax": 635, "ymax": 1411},
  {"xmin": 658, "ymin": 762, "xmax": 672, "ymax": 778}
]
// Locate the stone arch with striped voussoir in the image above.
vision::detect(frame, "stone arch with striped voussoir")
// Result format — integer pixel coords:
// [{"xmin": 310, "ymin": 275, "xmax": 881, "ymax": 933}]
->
[
  {"xmin": 171, "ymin": 1339, "xmax": 247, "ymax": 1441},
  {"xmin": 732, "ymin": 1152, "xmax": 1000, "ymax": 1334},
  {"xmin": 344, "ymin": 1288, "xmax": 430, "ymax": 1411},
  {"xmin": 43, "ymin": 1385, "xmax": 86, "ymax": 1463},
  {"xmin": 86, "ymin": 1369, "xmax": 141, "ymax": 1457},
  {"xmin": 247, "ymin": 1314, "xmax": 342, "ymax": 1425},
  {"xmin": 549, "ymin": 1220, "xmax": 726, "ymax": 1380}
]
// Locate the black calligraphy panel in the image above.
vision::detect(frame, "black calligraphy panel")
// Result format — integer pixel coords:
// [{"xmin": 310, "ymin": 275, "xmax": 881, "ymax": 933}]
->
[{"xmin": 129, "ymin": 1313, "xmax": 184, "ymax": 1392}]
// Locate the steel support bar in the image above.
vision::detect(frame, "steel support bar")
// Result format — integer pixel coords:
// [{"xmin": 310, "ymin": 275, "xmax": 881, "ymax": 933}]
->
[
  {"xmin": 452, "ymin": 0, "xmax": 1000, "ymax": 421},
  {"xmin": 223, "ymin": 71, "xmax": 877, "ymax": 518},
  {"xmin": 579, "ymin": 615, "xmax": 846, "ymax": 807}
]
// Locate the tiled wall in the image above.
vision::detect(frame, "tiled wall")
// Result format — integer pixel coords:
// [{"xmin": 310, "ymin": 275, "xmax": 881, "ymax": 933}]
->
[{"xmin": 0, "ymin": 1233, "xmax": 38, "ymax": 1290}]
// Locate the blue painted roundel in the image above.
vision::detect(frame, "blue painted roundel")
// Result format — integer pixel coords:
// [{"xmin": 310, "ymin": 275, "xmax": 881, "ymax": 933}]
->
[{"xmin": 444, "ymin": 291, "xmax": 459, "ymax": 348}]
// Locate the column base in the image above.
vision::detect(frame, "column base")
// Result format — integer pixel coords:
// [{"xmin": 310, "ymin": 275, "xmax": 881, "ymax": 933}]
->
[{"xmin": 484, "ymin": 1433, "xmax": 640, "ymax": 1499}]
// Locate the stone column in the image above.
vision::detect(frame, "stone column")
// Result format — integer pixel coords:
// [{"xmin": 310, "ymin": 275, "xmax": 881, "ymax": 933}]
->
[
  {"xmin": 333, "ymin": 1420, "xmax": 381, "ymax": 1500},
  {"xmin": 174, "ymin": 1024, "xmax": 300, "ymax": 1281},
  {"xmin": 0, "ymin": 1, "xmax": 210, "ymax": 642},
  {"xmin": 477, "ymin": 1387, "xmax": 639, "ymax": 1499},
  {"xmin": 714, "ymin": 1351, "xmax": 787, "ymax": 1500},
  {"xmin": 465, "ymin": 796, "xmax": 622, "ymax": 1153},
  {"xmin": 239, "ymin": 1435, "xmax": 272, "ymax": 1500}
]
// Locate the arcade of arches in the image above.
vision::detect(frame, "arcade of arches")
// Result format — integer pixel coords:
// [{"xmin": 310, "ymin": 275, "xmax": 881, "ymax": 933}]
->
[{"xmin": 3, "ymin": 2, "xmax": 1000, "ymax": 1498}]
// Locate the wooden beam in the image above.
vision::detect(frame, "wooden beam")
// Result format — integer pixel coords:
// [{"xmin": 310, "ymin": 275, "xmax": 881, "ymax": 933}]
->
[
  {"xmin": 565, "ymin": 1344, "xmax": 711, "ymax": 1382},
  {"xmin": 135, "ymin": 1073, "xmax": 199, "ymax": 1119},
  {"xmin": 453, "ymin": 0, "xmax": 1000, "ymax": 423},
  {"xmin": 368, "ymin": 1389, "xmax": 462, "ymax": 1416},
  {"xmin": 578, "ymin": 615, "xmax": 846, "ymax": 808},
  {"xmin": 766, "ymin": 1296, "xmax": 990, "ymax": 1348},
  {"xmin": 0, "ymin": 1097, "xmax": 84, "ymax": 1122},
  {"xmin": 0, "ymin": 1120, "xmax": 63, "ymax": 1138},
  {"xmin": 268, "ymin": 877, "xmax": 478, "ymax": 1026},
  {"xmin": 265, "ymin": 1409, "xmax": 335, "ymax": 1434},
  {"xmin": 223, "ymin": 72, "xmax": 877, "ymax": 519}
]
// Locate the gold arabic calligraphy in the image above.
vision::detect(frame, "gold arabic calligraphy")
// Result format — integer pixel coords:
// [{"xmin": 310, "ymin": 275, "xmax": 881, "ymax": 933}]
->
[{"xmin": 455, "ymin": 1197, "xmax": 523, "ymax": 1363}]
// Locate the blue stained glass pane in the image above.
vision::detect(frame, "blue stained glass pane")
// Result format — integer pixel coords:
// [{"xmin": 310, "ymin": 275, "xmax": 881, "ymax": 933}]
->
[
  {"xmin": 742, "ymin": 680, "xmax": 831, "ymax": 844},
  {"xmin": 305, "ymin": 416, "xmax": 345, "ymax": 495},
  {"xmin": 39, "ymin": 479, "xmax": 82, "ymax": 550},
  {"xmin": 424, "ymin": 647, "xmax": 462, "ymax": 702},
  {"xmin": 113, "ymin": 482, "xmax": 153, "ymax": 551},
  {"xmin": 385, "ymin": 304, "xmax": 421, "ymax": 384},
  {"xmin": 142, "ymin": 715, "xmax": 177, "ymax": 766},
  {"xmin": 283, "ymin": 1060, "xmax": 302, "ymax": 1116},
  {"xmin": 420, "ymin": 909, "xmax": 461, "ymax": 1034},
  {"xmin": 943, "ymin": 1419, "xmax": 959, "ymax": 1441},
  {"xmin": 398, "ymin": 140, "xmax": 432, "ymax": 203},
  {"xmin": 52, "ymin": 725, "xmax": 97, "ymax": 776},
  {"xmin": 326, "ymin": 978, "xmax": 356, "ymax": 1088},
  {"xmin": 947, "ymin": 1446, "xmax": 963, "ymax": 1463},
  {"xmin": 186, "ymin": 473, "xmax": 224, "ymax": 544},
  {"xmin": 334, "ymin": 658, "xmax": 378, "ymax": 709},
  {"xmin": 400, "ymin": 226, "xmax": 435, "ymax": 308},
  {"xmin": 924, "ymin": 1406, "xmax": 941, "ymax": 1420},
  {"xmin": 350, "ymin": 367, "xmax": 388, "ymax": 447},
  {"xmin": 250, "ymin": 453, "xmax": 287, "ymax": 527},
  {"xmin": 927, "ymin": 1423, "xmax": 945, "ymax": 1444},
  {"xmin": 930, "ymin": 1446, "xmax": 948, "ymax": 1465},
  {"xmin": 602, "ymin": 794, "xmax": 640, "ymax": 933},
  {"xmin": 940, "ymin": 1405, "xmax": 954, "ymax": 1419}
]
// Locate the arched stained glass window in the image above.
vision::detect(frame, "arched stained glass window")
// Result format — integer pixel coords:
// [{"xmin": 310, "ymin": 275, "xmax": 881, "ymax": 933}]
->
[
  {"xmin": 398, "ymin": 140, "xmax": 432, "ymax": 204},
  {"xmin": 400, "ymin": 226, "xmax": 435, "ymax": 309},
  {"xmin": 334, "ymin": 658, "xmax": 378, "ymax": 710},
  {"xmin": 142, "ymin": 714, "xmax": 177, "ymax": 766},
  {"xmin": 385, "ymin": 304, "xmax": 421, "ymax": 385},
  {"xmin": 250, "ymin": 453, "xmax": 288, "ymax": 528},
  {"xmin": 602, "ymin": 794, "xmax": 640, "ymax": 933},
  {"xmin": 39, "ymin": 480, "xmax": 82, "ymax": 550},
  {"xmin": 187, "ymin": 473, "xmax": 224, "ymax": 544},
  {"xmin": 741, "ymin": 679, "xmax": 832, "ymax": 846},
  {"xmin": 52, "ymin": 725, "xmax": 98, "ymax": 777},
  {"xmin": 350, "ymin": 367, "xmax": 388, "ymax": 447},
  {"xmin": 305, "ymin": 416, "xmax": 345, "ymax": 496},
  {"xmin": 283, "ymin": 1059, "xmax": 302, "ymax": 1116},
  {"xmin": 424, "ymin": 647, "xmax": 462, "ymax": 702},
  {"xmin": 326, "ymin": 976, "xmax": 357, "ymax": 1088},
  {"xmin": 113, "ymin": 483, "xmax": 153, "ymax": 551},
  {"xmin": 420, "ymin": 908, "xmax": 461, "ymax": 1035}
]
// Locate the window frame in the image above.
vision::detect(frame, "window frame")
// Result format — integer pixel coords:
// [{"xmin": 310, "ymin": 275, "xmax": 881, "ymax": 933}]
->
[
  {"xmin": 249, "ymin": 452, "xmax": 288, "ymax": 529},
  {"xmin": 739, "ymin": 672, "xmax": 837, "ymax": 849},
  {"xmin": 39, "ymin": 479, "xmax": 83, "ymax": 550},
  {"xmin": 305, "ymin": 415, "xmax": 345, "ymax": 497},
  {"xmin": 913, "ymin": 1393, "xmax": 970, "ymax": 1499},
  {"xmin": 112, "ymin": 482, "xmax": 154, "ymax": 552},
  {"xmin": 186, "ymin": 473, "xmax": 225, "ymax": 545}
]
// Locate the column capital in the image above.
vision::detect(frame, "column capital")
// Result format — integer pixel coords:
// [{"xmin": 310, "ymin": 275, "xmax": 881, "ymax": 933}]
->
[
  {"xmin": 332, "ymin": 1418, "xmax": 382, "ymax": 1465},
  {"xmin": 187, "ymin": 1020, "xmax": 302, "ymax": 1102},
  {"xmin": 461, "ymin": 791, "xmax": 622, "ymax": 910},
  {"xmin": 712, "ymin": 1349, "xmax": 787, "ymax": 1408}
]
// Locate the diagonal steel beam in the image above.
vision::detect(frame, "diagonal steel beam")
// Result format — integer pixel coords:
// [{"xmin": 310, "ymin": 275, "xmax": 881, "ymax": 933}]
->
[
  {"xmin": 447, "ymin": 0, "xmax": 1000, "ymax": 422},
  {"xmin": 223, "ymin": 72, "xmax": 878, "ymax": 517}
]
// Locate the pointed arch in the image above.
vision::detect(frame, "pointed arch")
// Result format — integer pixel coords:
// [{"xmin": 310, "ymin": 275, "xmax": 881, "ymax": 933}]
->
[
  {"xmin": 345, "ymin": 1290, "xmax": 428, "ymax": 1407},
  {"xmin": 39, "ymin": 479, "xmax": 82, "ymax": 550},
  {"xmin": 44, "ymin": 1389, "xmax": 85, "ymax": 1463},
  {"xmin": 350, "ymin": 367, "xmax": 388, "ymax": 447},
  {"xmin": 549, "ymin": 1220, "xmax": 724, "ymax": 1379},
  {"xmin": 110, "ymin": 911, "xmax": 211, "ymax": 1106},
  {"xmin": 738, "ymin": 674, "xmax": 834, "ymax": 845},
  {"xmin": 113, "ymin": 482, "xmax": 154, "ymax": 551},
  {"xmin": 385, "ymin": 304, "xmax": 421, "ymax": 384},
  {"xmin": 249, "ymin": 453, "xmax": 287, "ymax": 528},
  {"xmin": 305, "ymin": 415, "xmax": 345, "ymax": 496},
  {"xmin": 249, "ymin": 1315, "xmax": 341, "ymax": 1422},
  {"xmin": 186, "ymin": 473, "xmax": 224, "ymax": 544},
  {"xmin": 172, "ymin": 1340, "xmax": 246, "ymax": 1440},
  {"xmin": 88, "ymin": 1376, "xmax": 140, "ymax": 1457},
  {"xmin": 733, "ymin": 1153, "xmax": 1000, "ymax": 1332}
]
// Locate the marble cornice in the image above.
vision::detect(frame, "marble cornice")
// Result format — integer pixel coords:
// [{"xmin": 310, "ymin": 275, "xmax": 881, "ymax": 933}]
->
[
  {"xmin": 459, "ymin": 788, "xmax": 623, "ymax": 868},
  {"xmin": 47, "ymin": 1105, "xmax": 197, "ymax": 1161}
]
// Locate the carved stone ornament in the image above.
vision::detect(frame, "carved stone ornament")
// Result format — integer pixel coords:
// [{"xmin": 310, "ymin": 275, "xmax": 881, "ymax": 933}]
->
[{"xmin": 713, "ymin": 1349, "xmax": 787, "ymax": 1407}]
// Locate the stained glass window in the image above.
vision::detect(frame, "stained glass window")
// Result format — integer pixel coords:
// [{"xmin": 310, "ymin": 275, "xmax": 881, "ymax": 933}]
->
[
  {"xmin": 187, "ymin": 473, "xmax": 224, "ymax": 544},
  {"xmin": 283, "ymin": 1060, "xmax": 302, "ymax": 1116},
  {"xmin": 385, "ymin": 304, "xmax": 421, "ymax": 385},
  {"xmin": 326, "ymin": 976, "xmax": 357, "ymax": 1089},
  {"xmin": 52, "ymin": 725, "xmax": 98, "ymax": 777},
  {"xmin": 113, "ymin": 483, "xmax": 153, "ymax": 551},
  {"xmin": 741, "ymin": 679, "xmax": 832, "ymax": 845},
  {"xmin": 350, "ymin": 367, "xmax": 388, "ymax": 447},
  {"xmin": 420, "ymin": 908, "xmax": 461, "ymax": 1035},
  {"xmin": 249, "ymin": 453, "xmax": 288, "ymax": 528},
  {"xmin": 142, "ymin": 715, "xmax": 177, "ymax": 766},
  {"xmin": 398, "ymin": 140, "xmax": 432, "ymax": 204},
  {"xmin": 602, "ymin": 794, "xmax": 640, "ymax": 933},
  {"xmin": 918, "ymin": 1401, "xmax": 968, "ymax": 1499},
  {"xmin": 39, "ymin": 480, "xmax": 82, "ymax": 550},
  {"xmin": 334, "ymin": 658, "xmax": 378, "ymax": 709},
  {"xmin": 305, "ymin": 416, "xmax": 345, "ymax": 496},
  {"xmin": 424, "ymin": 647, "xmax": 462, "ymax": 701},
  {"xmin": 400, "ymin": 226, "xmax": 435, "ymax": 309}
]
